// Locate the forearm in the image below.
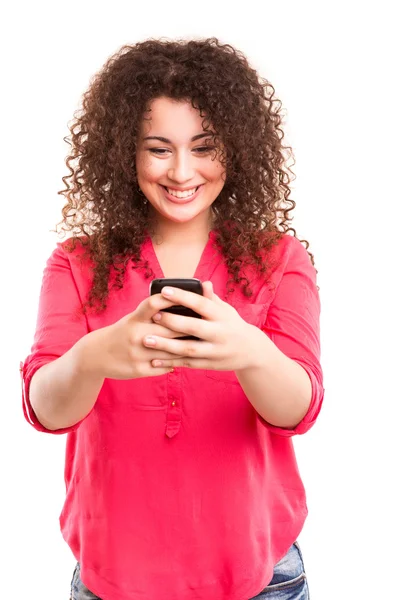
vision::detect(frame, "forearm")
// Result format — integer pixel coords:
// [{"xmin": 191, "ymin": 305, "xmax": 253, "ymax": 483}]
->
[
  {"xmin": 235, "ymin": 325, "xmax": 312, "ymax": 429},
  {"xmin": 29, "ymin": 332, "xmax": 105, "ymax": 431}
]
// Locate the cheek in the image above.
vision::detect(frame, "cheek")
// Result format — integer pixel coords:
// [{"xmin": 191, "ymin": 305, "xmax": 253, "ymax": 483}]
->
[
  {"xmin": 137, "ymin": 157, "xmax": 162, "ymax": 184},
  {"xmin": 209, "ymin": 164, "xmax": 226, "ymax": 186},
  {"xmin": 204, "ymin": 157, "xmax": 225, "ymax": 181}
]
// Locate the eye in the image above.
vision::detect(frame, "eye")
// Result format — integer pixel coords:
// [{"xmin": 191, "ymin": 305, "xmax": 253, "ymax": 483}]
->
[
  {"xmin": 193, "ymin": 146, "xmax": 216, "ymax": 154},
  {"xmin": 148, "ymin": 148, "xmax": 171, "ymax": 156}
]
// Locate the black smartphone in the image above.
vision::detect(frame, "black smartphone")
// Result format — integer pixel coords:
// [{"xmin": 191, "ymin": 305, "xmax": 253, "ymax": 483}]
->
[{"xmin": 149, "ymin": 278, "xmax": 204, "ymax": 340}]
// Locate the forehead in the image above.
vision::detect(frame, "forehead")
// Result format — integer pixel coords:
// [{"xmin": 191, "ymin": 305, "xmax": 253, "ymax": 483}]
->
[{"xmin": 139, "ymin": 97, "xmax": 209, "ymax": 140}]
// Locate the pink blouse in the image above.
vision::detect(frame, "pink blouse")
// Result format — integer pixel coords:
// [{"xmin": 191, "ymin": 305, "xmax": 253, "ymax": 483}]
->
[{"xmin": 21, "ymin": 231, "xmax": 324, "ymax": 600}]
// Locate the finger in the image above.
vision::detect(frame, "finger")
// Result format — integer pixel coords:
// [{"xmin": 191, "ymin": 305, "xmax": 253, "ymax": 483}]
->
[
  {"xmin": 147, "ymin": 367, "xmax": 176, "ymax": 377},
  {"xmin": 202, "ymin": 280, "xmax": 213, "ymax": 300},
  {"xmin": 212, "ymin": 291, "xmax": 224, "ymax": 303},
  {"xmin": 151, "ymin": 358, "xmax": 210, "ymax": 370},
  {"xmin": 143, "ymin": 334, "xmax": 213, "ymax": 358},
  {"xmin": 132, "ymin": 294, "xmax": 180, "ymax": 322},
  {"xmin": 160, "ymin": 286, "xmax": 217, "ymax": 320},
  {"xmin": 151, "ymin": 311, "xmax": 213, "ymax": 341},
  {"xmin": 204, "ymin": 281, "xmax": 224, "ymax": 304},
  {"xmin": 151, "ymin": 322, "xmax": 191, "ymax": 339},
  {"xmin": 144, "ymin": 348, "xmax": 188, "ymax": 360}
]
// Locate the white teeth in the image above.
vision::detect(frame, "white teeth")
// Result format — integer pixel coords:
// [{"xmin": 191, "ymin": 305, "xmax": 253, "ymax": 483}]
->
[{"xmin": 166, "ymin": 187, "xmax": 198, "ymax": 198}]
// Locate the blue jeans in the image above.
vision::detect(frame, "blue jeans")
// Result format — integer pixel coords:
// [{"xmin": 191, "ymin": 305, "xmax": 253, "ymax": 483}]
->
[{"xmin": 70, "ymin": 542, "xmax": 309, "ymax": 599}]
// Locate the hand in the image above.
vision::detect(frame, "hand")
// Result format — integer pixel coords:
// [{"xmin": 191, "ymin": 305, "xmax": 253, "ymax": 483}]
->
[
  {"xmin": 144, "ymin": 281, "xmax": 260, "ymax": 372},
  {"xmin": 81, "ymin": 293, "xmax": 188, "ymax": 380}
]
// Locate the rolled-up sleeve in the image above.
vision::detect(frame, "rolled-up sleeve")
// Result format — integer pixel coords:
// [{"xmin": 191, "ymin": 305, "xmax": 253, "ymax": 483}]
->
[
  {"xmin": 20, "ymin": 242, "xmax": 89, "ymax": 434},
  {"xmin": 259, "ymin": 235, "xmax": 325, "ymax": 436}
]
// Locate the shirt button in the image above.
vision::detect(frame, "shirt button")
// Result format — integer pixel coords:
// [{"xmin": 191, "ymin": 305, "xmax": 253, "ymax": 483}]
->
[{"xmin": 171, "ymin": 401, "xmax": 176, "ymax": 407}]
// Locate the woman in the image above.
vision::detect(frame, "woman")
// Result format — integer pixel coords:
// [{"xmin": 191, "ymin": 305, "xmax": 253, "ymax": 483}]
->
[{"xmin": 21, "ymin": 38, "xmax": 324, "ymax": 600}]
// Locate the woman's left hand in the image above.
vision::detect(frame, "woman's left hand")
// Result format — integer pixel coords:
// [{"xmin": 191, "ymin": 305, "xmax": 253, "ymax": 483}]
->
[{"xmin": 144, "ymin": 281, "xmax": 261, "ymax": 372}]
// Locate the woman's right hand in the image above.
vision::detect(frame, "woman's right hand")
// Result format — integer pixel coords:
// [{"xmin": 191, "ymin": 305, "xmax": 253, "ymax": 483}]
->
[{"xmin": 81, "ymin": 294, "xmax": 187, "ymax": 380}]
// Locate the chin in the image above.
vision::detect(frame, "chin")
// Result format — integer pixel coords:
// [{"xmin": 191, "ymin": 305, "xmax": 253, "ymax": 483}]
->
[{"xmin": 165, "ymin": 212, "xmax": 200, "ymax": 224}]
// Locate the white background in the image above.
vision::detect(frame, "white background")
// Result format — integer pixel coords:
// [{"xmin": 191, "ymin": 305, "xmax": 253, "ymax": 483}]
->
[{"xmin": 1, "ymin": 1, "xmax": 399, "ymax": 598}]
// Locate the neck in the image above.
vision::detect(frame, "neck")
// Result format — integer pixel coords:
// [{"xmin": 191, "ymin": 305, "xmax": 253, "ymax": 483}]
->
[{"xmin": 149, "ymin": 210, "xmax": 214, "ymax": 246}]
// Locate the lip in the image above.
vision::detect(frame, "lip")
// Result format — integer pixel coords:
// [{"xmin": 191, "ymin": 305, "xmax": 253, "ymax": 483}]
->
[
  {"xmin": 160, "ymin": 184, "xmax": 203, "ymax": 204},
  {"xmin": 164, "ymin": 184, "xmax": 202, "ymax": 192}
]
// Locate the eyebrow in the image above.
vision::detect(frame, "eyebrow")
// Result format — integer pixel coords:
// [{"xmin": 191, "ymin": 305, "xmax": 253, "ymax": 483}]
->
[{"xmin": 142, "ymin": 133, "xmax": 213, "ymax": 143}]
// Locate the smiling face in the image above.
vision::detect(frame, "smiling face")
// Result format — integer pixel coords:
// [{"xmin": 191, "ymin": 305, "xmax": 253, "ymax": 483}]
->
[{"xmin": 136, "ymin": 97, "xmax": 226, "ymax": 231}]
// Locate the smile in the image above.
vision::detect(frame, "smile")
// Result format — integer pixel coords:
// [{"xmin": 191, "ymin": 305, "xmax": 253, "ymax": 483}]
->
[
  {"xmin": 166, "ymin": 186, "xmax": 199, "ymax": 198},
  {"xmin": 160, "ymin": 185, "xmax": 203, "ymax": 204}
]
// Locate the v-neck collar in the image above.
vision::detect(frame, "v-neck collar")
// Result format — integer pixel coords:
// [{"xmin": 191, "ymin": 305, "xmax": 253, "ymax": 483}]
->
[{"xmin": 141, "ymin": 229, "xmax": 221, "ymax": 282}]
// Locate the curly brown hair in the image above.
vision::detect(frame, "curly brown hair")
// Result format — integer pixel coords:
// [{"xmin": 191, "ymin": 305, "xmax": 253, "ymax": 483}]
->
[{"xmin": 55, "ymin": 37, "xmax": 315, "ymax": 314}]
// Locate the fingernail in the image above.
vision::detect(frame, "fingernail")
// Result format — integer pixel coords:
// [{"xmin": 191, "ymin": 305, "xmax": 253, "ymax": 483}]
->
[
  {"xmin": 153, "ymin": 313, "xmax": 162, "ymax": 321},
  {"xmin": 162, "ymin": 287, "xmax": 174, "ymax": 296},
  {"xmin": 145, "ymin": 336, "xmax": 156, "ymax": 345}
]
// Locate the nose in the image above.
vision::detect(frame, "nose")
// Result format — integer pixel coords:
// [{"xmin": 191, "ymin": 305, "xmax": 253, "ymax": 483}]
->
[{"xmin": 167, "ymin": 150, "xmax": 195, "ymax": 183}]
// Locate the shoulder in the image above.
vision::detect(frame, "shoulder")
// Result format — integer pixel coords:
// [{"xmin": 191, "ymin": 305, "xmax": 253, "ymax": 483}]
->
[
  {"xmin": 52, "ymin": 236, "xmax": 92, "ymax": 264},
  {"xmin": 58, "ymin": 235, "xmax": 89, "ymax": 254},
  {"xmin": 43, "ymin": 237, "xmax": 94, "ymax": 280},
  {"xmin": 258, "ymin": 233, "xmax": 317, "ymax": 292},
  {"xmin": 265, "ymin": 232, "xmax": 314, "ymax": 266},
  {"xmin": 263, "ymin": 231, "xmax": 306, "ymax": 255}
]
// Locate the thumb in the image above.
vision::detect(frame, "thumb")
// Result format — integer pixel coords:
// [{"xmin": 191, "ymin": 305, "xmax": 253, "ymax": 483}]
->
[
  {"xmin": 131, "ymin": 294, "xmax": 175, "ymax": 322},
  {"xmin": 202, "ymin": 280, "xmax": 214, "ymax": 300},
  {"xmin": 202, "ymin": 280, "xmax": 223, "ymax": 303}
]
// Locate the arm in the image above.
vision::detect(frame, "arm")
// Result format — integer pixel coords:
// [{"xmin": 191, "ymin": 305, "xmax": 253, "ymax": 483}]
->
[
  {"xmin": 235, "ymin": 236, "xmax": 324, "ymax": 435},
  {"xmin": 28, "ymin": 332, "xmax": 105, "ymax": 431},
  {"xmin": 235, "ymin": 329, "xmax": 312, "ymax": 429},
  {"xmin": 21, "ymin": 242, "xmax": 99, "ymax": 434}
]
